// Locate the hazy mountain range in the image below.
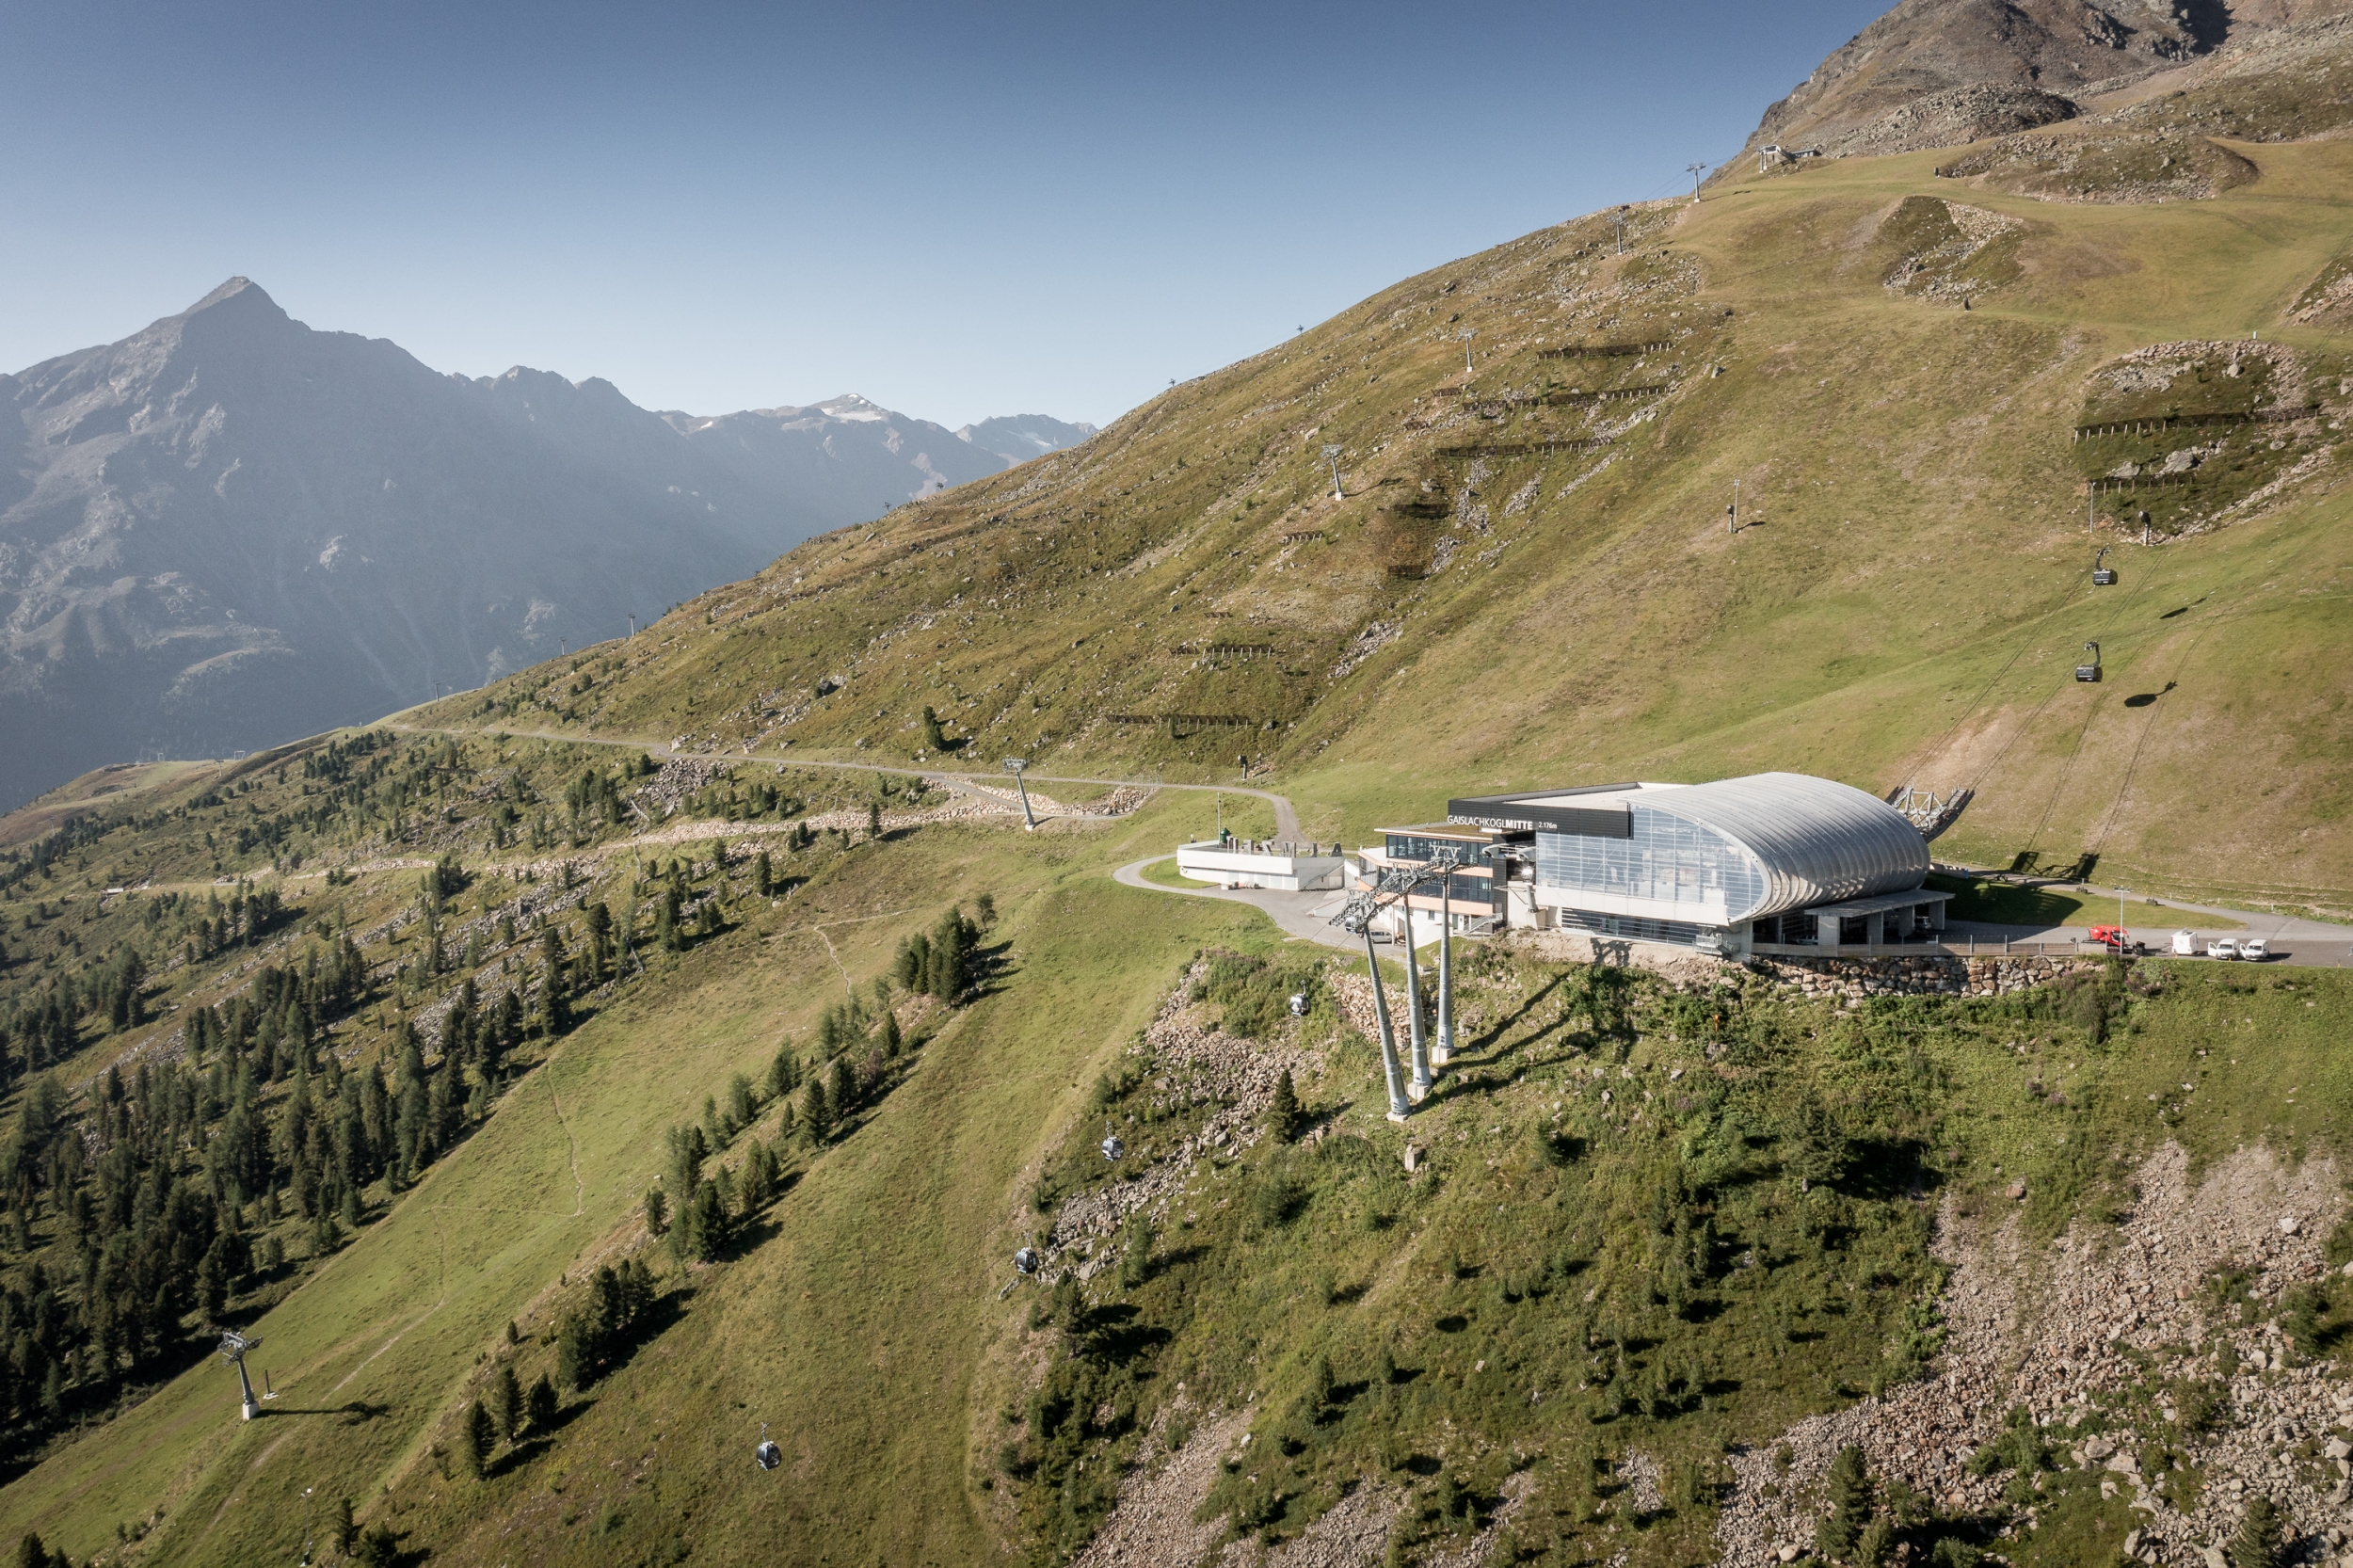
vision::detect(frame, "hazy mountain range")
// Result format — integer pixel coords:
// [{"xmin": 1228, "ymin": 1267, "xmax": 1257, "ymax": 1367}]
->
[{"xmin": 0, "ymin": 279, "xmax": 1092, "ymax": 810}]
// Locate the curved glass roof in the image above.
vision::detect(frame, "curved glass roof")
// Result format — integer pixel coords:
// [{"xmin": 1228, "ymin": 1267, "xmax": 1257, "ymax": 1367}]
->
[{"xmin": 1640, "ymin": 772, "xmax": 1929, "ymax": 920}]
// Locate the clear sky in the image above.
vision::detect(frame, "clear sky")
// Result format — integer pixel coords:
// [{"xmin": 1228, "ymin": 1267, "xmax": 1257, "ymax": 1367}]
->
[{"xmin": 1, "ymin": 1, "xmax": 1890, "ymax": 429}]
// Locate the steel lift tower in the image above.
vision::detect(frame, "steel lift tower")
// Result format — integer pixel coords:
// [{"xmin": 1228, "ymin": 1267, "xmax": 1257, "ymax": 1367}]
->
[
  {"xmin": 1002, "ymin": 758, "xmax": 1039, "ymax": 830},
  {"xmin": 1331, "ymin": 889, "xmax": 1412, "ymax": 1121},
  {"xmin": 219, "ymin": 1329, "xmax": 263, "ymax": 1420}
]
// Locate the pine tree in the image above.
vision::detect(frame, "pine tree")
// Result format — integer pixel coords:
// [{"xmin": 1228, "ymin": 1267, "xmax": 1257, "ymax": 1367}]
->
[
  {"xmin": 691, "ymin": 1179, "xmax": 729, "ymax": 1259},
  {"xmin": 1267, "ymin": 1069, "xmax": 1302, "ymax": 1143},
  {"xmin": 2232, "ymin": 1496, "xmax": 2283, "ymax": 1568},
  {"xmin": 643, "ymin": 1186, "xmax": 668, "ymax": 1237},
  {"xmin": 493, "ymin": 1363, "xmax": 522, "ymax": 1443},
  {"xmin": 754, "ymin": 852, "xmax": 773, "ymax": 898},
  {"xmin": 881, "ymin": 1010, "xmax": 903, "ymax": 1060},
  {"xmin": 459, "ymin": 1399, "xmax": 491, "ymax": 1478},
  {"xmin": 536, "ymin": 960, "xmax": 571, "ymax": 1037},
  {"xmin": 557, "ymin": 1312, "xmax": 593, "ymax": 1392},
  {"xmin": 767, "ymin": 1045, "xmax": 801, "ymax": 1101},
  {"xmin": 867, "ymin": 800, "xmax": 883, "ymax": 840},
  {"xmin": 1817, "ymin": 1446, "xmax": 1874, "ymax": 1561},
  {"xmin": 800, "ymin": 1078, "xmax": 832, "ymax": 1144},
  {"xmin": 894, "ymin": 933, "xmax": 930, "ymax": 989},
  {"xmin": 927, "ymin": 908, "xmax": 968, "ymax": 1002},
  {"xmin": 1306, "ymin": 1353, "xmax": 1335, "ymax": 1414},
  {"xmin": 827, "ymin": 1058, "xmax": 856, "ymax": 1125},
  {"xmin": 333, "ymin": 1497, "xmax": 357, "ymax": 1553},
  {"xmin": 921, "ymin": 706, "xmax": 949, "ymax": 751},
  {"xmin": 526, "ymin": 1372, "xmax": 558, "ymax": 1432}
]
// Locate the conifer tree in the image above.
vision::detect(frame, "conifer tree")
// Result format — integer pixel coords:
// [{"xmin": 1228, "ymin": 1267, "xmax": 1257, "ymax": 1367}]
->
[
  {"xmin": 754, "ymin": 851, "xmax": 773, "ymax": 898},
  {"xmin": 2233, "ymin": 1496, "xmax": 2283, "ymax": 1568},
  {"xmin": 643, "ymin": 1185, "xmax": 668, "ymax": 1237},
  {"xmin": 333, "ymin": 1498, "xmax": 357, "ymax": 1553},
  {"xmin": 767, "ymin": 1044, "xmax": 801, "ymax": 1101},
  {"xmin": 868, "ymin": 800, "xmax": 883, "ymax": 840},
  {"xmin": 800, "ymin": 1078, "xmax": 832, "ymax": 1144},
  {"xmin": 541, "ymin": 956, "xmax": 573, "ymax": 1036},
  {"xmin": 827, "ymin": 1058, "xmax": 856, "ymax": 1125},
  {"xmin": 927, "ymin": 908, "xmax": 969, "ymax": 1002},
  {"xmin": 557, "ymin": 1312, "xmax": 593, "ymax": 1392},
  {"xmin": 527, "ymin": 1372, "xmax": 558, "ymax": 1432},
  {"xmin": 584, "ymin": 902, "xmax": 613, "ymax": 980},
  {"xmin": 493, "ymin": 1362, "xmax": 521, "ymax": 1443},
  {"xmin": 1817, "ymin": 1446, "xmax": 1873, "ymax": 1561},
  {"xmin": 460, "ymin": 1398, "xmax": 492, "ymax": 1478},
  {"xmin": 1268, "ymin": 1069, "xmax": 1302, "ymax": 1143},
  {"xmin": 921, "ymin": 706, "xmax": 949, "ymax": 751},
  {"xmin": 881, "ymin": 1010, "xmax": 903, "ymax": 1060}
]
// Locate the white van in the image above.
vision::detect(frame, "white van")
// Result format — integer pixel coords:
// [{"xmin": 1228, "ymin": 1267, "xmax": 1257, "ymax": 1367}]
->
[
  {"xmin": 2171, "ymin": 929, "xmax": 2199, "ymax": 955},
  {"xmin": 2207, "ymin": 938, "xmax": 2240, "ymax": 961}
]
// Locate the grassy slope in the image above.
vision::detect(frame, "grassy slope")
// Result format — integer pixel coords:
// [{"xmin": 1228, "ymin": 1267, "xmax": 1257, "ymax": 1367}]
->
[
  {"xmin": 5, "ymin": 741, "xmax": 2352, "ymax": 1568},
  {"xmin": 0, "ymin": 795, "xmax": 1266, "ymax": 1563},
  {"xmin": 398, "ymin": 138, "xmax": 2353, "ymax": 915},
  {"xmin": 8, "ymin": 86, "xmax": 2353, "ymax": 1568}
]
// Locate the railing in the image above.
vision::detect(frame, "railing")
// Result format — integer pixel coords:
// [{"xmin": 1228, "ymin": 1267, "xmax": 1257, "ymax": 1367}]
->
[
  {"xmin": 1434, "ymin": 437, "xmax": 1615, "ymax": 459},
  {"xmin": 2073, "ymin": 405, "xmax": 2317, "ymax": 440},
  {"xmin": 1538, "ymin": 341, "xmax": 1670, "ymax": 360},
  {"xmin": 1753, "ymin": 936, "xmax": 2105, "ymax": 959},
  {"xmin": 1183, "ymin": 840, "xmax": 1341, "ymax": 859}
]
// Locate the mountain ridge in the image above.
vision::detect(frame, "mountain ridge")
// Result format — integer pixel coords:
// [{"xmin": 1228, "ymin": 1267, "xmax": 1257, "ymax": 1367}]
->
[
  {"xmin": 0, "ymin": 280, "xmax": 1092, "ymax": 811},
  {"xmin": 1734, "ymin": 0, "xmax": 2353, "ymax": 161}
]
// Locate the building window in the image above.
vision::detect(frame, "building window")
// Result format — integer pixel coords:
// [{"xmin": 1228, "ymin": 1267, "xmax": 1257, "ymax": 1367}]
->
[
  {"xmin": 1533, "ymin": 807, "xmax": 1764, "ymax": 917},
  {"xmin": 1552, "ymin": 908, "xmax": 1709, "ymax": 948}
]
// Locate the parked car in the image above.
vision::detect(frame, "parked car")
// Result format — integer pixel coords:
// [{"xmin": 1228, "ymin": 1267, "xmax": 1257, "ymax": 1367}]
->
[
  {"xmin": 2240, "ymin": 937, "xmax": 2270, "ymax": 963},
  {"xmin": 2089, "ymin": 925, "xmax": 2146, "ymax": 955},
  {"xmin": 2207, "ymin": 938, "xmax": 2240, "ymax": 960}
]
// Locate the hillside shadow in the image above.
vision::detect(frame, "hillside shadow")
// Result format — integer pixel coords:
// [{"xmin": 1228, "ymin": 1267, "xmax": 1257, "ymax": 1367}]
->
[
  {"xmin": 1834, "ymin": 1135, "xmax": 1939, "ymax": 1200},
  {"xmin": 261, "ymin": 1399, "xmax": 393, "ymax": 1425},
  {"xmin": 1464, "ymin": 969, "xmax": 1573, "ymax": 1055}
]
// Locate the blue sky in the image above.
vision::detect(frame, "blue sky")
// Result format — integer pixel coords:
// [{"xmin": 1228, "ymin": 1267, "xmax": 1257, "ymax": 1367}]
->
[{"xmin": 1, "ymin": 2, "xmax": 1889, "ymax": 427}]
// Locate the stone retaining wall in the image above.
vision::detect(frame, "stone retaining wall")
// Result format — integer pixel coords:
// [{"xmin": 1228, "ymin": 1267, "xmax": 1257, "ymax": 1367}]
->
[{"xmin": 1752, "ymin": 952, "xmax": 2101, "ymax": 1000}]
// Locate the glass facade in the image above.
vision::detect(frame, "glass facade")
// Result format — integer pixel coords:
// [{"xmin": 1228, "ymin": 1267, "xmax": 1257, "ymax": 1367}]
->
[{"xmin": 1533, "ymin": 805, "xmax": 1764, "ymax": 920}]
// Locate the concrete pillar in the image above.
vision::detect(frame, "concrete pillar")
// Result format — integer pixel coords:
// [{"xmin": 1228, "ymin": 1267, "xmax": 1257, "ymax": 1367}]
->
[
  {"xmin": 1363, "ymin": 928, "xmax": 1411, "ymax": 1122},
  {"xmin": 1865, "ymin": 912, "xmax": 1885, "ymax": 948},
  {"xmin": 1433, "ymin": 908, "xmax": 1454, "ymax": 1067},
  {"xmin": 1403, "ymin": 915, "xmax": 1433, "ymax": 1100}
]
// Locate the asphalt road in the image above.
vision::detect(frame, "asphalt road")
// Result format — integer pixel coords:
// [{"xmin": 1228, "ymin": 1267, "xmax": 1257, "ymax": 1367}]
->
[{"xmin": 394, "ymin": 720, "xmax": 2348, "ymax": 966}]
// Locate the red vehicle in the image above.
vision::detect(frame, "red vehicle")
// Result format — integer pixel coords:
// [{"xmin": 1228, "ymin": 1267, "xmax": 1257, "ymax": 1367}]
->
[{"xmin": 2088, "ymin": 925, "xmax": 2146, "ymax": 955}]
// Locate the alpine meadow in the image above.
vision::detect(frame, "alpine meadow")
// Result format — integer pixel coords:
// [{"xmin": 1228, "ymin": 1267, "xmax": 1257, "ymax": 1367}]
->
[{"xmin": 4, "ymin": 5, "xmax": 2353, "ymax": 1568}]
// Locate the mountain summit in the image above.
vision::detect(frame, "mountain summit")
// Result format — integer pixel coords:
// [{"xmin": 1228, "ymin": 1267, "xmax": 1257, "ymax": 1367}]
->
[{"xmin": 1737, "ymin": 0, "xmax": 2353, "ymax": 161}]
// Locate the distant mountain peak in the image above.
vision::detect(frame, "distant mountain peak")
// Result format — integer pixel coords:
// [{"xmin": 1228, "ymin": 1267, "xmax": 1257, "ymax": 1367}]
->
[
  {"xmin": 814, "ymin": 393, "xmax": 888, "ymax": 422},
  {"xmin": 956, "ymin": 413, "xmax": 1098, "ymax": 467},
  {"xmin": 179, "ymin": 276, "xmax": 285, "ymax": 323}
]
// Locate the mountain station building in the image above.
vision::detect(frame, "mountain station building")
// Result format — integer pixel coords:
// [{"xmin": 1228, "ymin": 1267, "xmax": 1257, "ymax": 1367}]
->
[{"xmin": 1354, "ymin": 772, "xmax": 1948, "ymax": 958}]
